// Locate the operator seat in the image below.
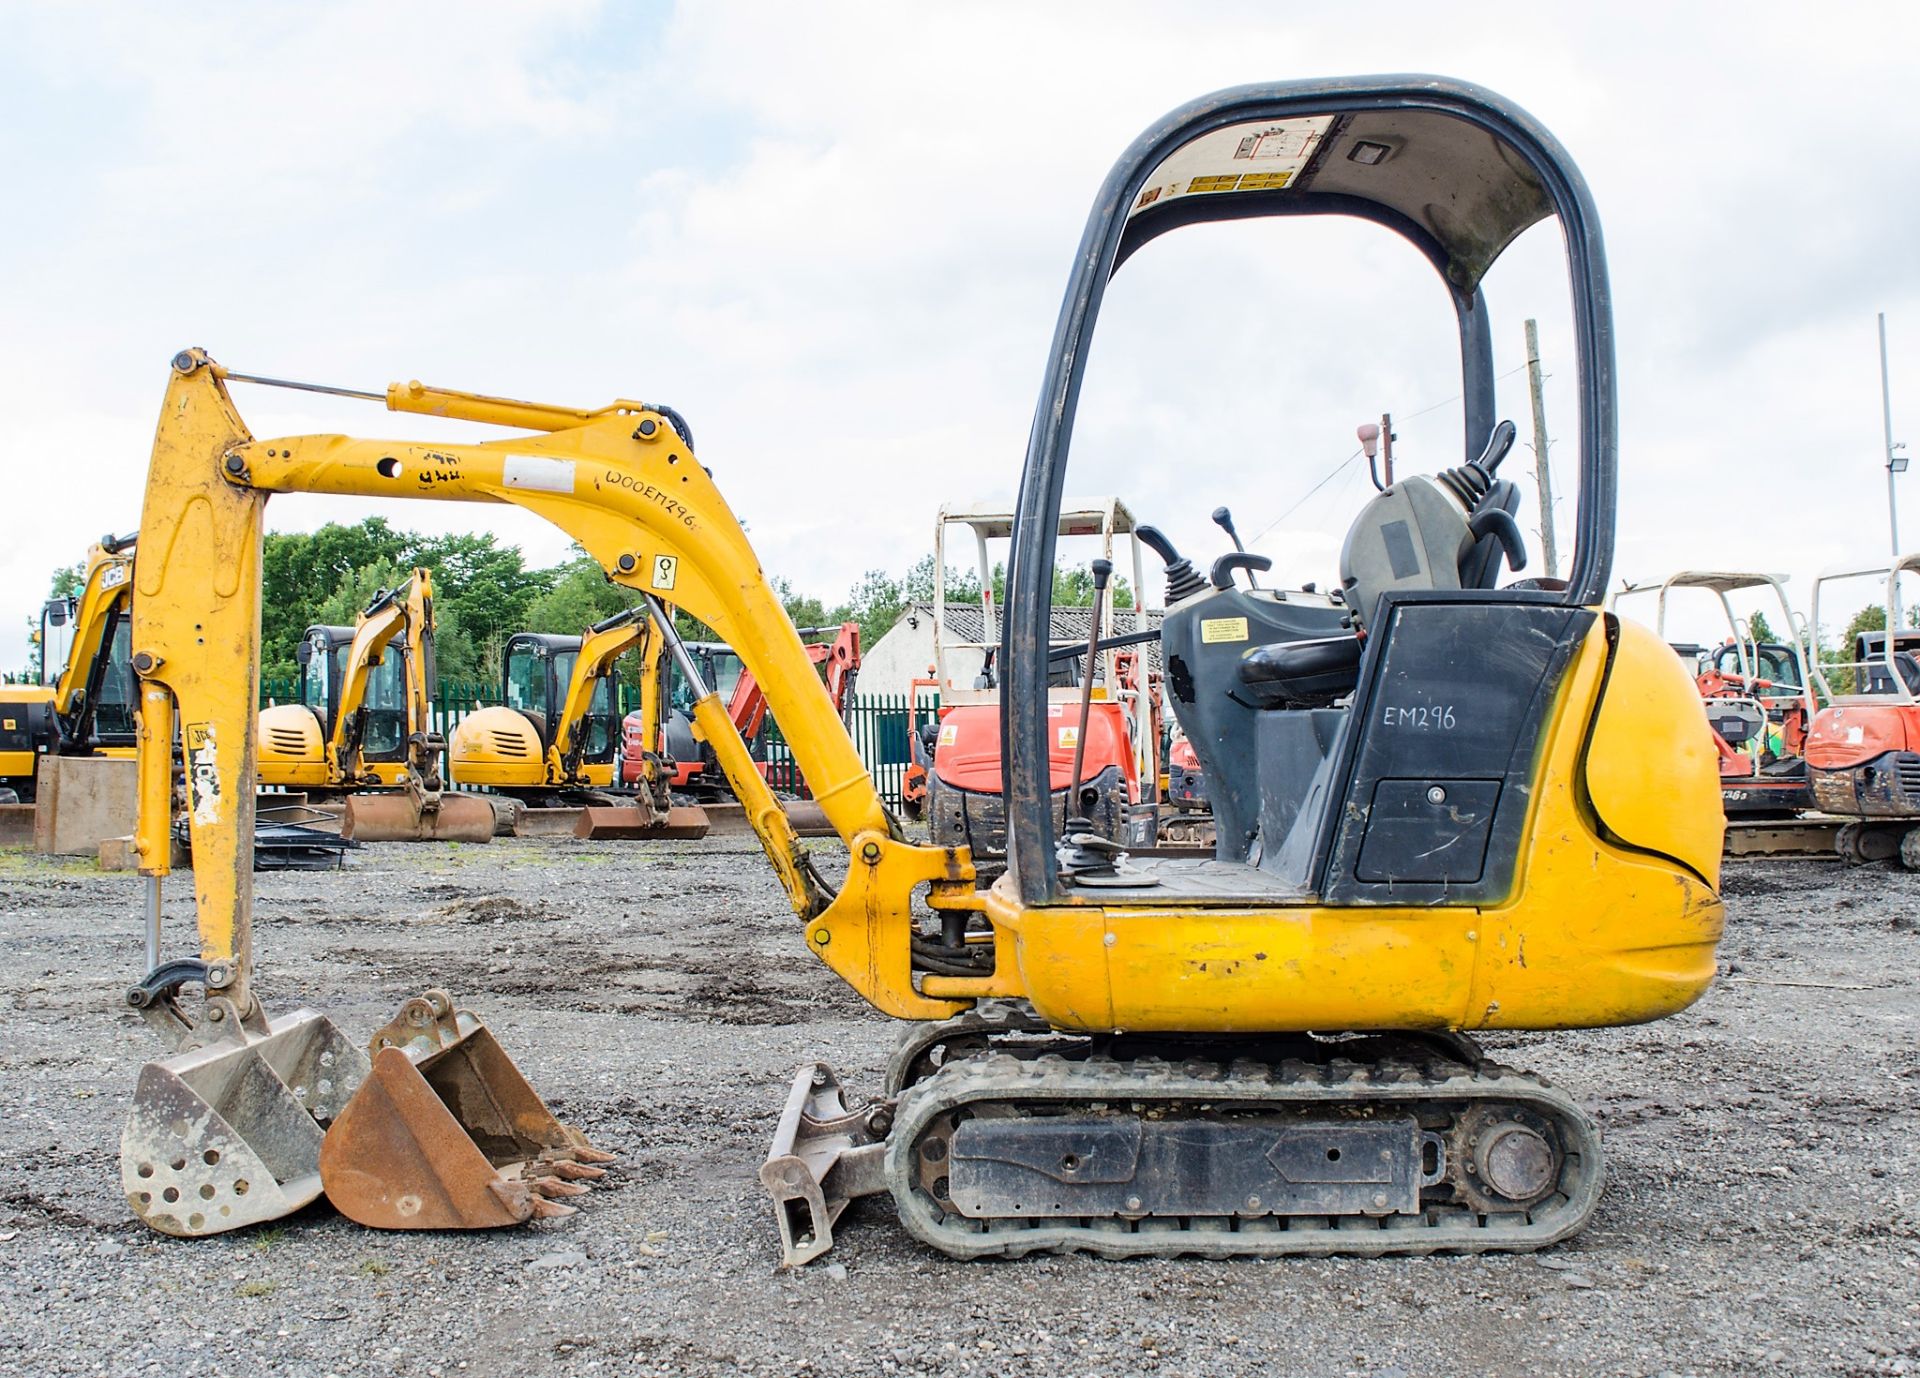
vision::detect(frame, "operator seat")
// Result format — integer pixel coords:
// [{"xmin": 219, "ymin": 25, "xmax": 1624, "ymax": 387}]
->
[{"xmin": 1234, "ymin": 422, "xmax": 1527, "ymax": 711}]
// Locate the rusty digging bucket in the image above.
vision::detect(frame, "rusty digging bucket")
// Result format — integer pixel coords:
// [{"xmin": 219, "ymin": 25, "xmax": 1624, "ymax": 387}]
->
[
  {"xmin": 341, "ymin": 790, "xmax": 497, "ymax": 844},
  {"xmin": 319, "ymin": 989, "xmax": 614, "ymax": 1229},
  {"xmin": 122, "ymin": 974, "xmax": 370, "ymax": 1237},
  {"xmin": 573, "ymin": 801, "xmax": 710, "ymax": 840}
]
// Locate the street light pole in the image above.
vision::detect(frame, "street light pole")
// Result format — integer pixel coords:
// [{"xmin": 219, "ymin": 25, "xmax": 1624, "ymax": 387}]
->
[{"xmin": 1882, "ymin": 313, "xmax": 1903, "ymax": 558}]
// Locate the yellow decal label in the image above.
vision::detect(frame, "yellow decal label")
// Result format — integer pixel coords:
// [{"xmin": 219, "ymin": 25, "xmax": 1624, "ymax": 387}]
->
[
  {"xmin": 937, "ymin": 723, "xmax": 958, "ymax": 748},
  {"xmin": 1201, "ymin": 616, "xmax": 1250, "ymax": 644},
  {"xmin": 1057, "ymin": 726, "xmax": 1079, "ymax": 749},
  {"xmin": 2, "ymin": 718, "xmax": 13, "ymax": 731},
  {"xmin": 650, "ymin": 555, "xmax": 679, "ymax": 592}
]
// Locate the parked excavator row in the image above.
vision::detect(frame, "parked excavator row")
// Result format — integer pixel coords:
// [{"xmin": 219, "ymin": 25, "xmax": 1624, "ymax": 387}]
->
[
  {"xmin": 449, "ymin": 605, "xmax": 708, "ymax": 838},
  {"xmin": 2, "ymin": 534, "xmax": 138, "ymax": 801},
  {"xmin": 255, "ymin": 569, "xmax": 496, "ymax": 844},
  {"xmin": 113, "ymin": 78, "xmax": 1723, "ymax": 1270}
]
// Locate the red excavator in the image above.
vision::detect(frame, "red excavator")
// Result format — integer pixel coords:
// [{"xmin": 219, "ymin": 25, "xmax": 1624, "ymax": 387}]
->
[
  {"xmin": 620, "ymin": 621, "xmax": 860, "ymax": 799},
  {"xmin": 911, "ymin": 499, "xmax": 1162, "ymax": 869},
  {"xmin": 1804, "ymin": 555, "xmax": 1920, "ymax": 863},
  {"xmin": 1612, "ymin": 571, "xmax": 1821, "ymax": 818}
]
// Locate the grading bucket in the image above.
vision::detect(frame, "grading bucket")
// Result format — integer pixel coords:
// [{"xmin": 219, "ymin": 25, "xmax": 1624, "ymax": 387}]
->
[
  {"xmin": 320, "ymin": 989, "xmax": 613, "ymax": 1229},
  {"xmin": 341, "ymin": 790, "xmax": 497, "ymax": 844},
  {"xmin": 121, "ymin": 987, "xmax": 369, "ymax": 1237}
]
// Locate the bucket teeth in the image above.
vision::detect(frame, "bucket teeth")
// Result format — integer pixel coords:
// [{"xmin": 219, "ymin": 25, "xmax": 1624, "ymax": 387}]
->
[
  {"xmin": 545, "ymin": 1159, "xmax": 608, "ymax": 1182},
  {"xmin": 530, "ymin": 1176, "xmax": 592, "ymax": 1199},
  {"xmin": 319, "ymin": 990, "xmax": 614, "ymax": 1230}
]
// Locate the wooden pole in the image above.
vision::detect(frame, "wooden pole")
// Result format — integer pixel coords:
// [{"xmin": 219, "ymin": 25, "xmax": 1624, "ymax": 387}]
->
[{"xmin": 1524, "ymin": 319, "xmax": 1560, "ymax": 579}]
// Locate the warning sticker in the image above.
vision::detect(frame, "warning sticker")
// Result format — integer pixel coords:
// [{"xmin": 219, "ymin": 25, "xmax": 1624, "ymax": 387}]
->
[
  {"xmin": 1201, "ymin": 616, "xmax": 1250, "ymax": 644},
  {"xmin": 185, "ymin": 721, "xmax": 221, "ymax": 826},
  {"xmin": 1057, "ymin": 725, "xmax": 1079, "ymax": 749},
  {"xmin": 502, "ymin": 454, "xmax": 576, "ymax": 495},
  {"xmin": 650, "ymin": 554, "xmax": 679, "ymax": 592},
  {"xmin": 1129, "ymin": 114, "xmax": 1331, "ymax": 219},
  {"xmin": 937, "ymin": 723, "xmax": 958, "ymax": 748}
]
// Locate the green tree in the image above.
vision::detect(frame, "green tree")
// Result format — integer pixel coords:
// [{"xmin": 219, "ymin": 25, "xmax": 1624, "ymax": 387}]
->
[
  {"xmin": 1745, "ymin": 609, "xmax": 1775, "ymax": 644},
  {"xmin": 261, "ymin": 520, "xmax": 414, "ymax": 680},
  {"xmin": 409, "ymin": 531, "xmax": 552, "ymax": 679}
]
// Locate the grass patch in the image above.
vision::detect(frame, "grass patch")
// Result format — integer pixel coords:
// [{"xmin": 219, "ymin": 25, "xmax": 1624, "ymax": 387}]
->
[
  {"xmin": 358, "ymin": 1258, "xmax": 390, "ymax": 1277},
  {"xmin": 235, "ymin": 1280, "xmax": 278, "ymax": 1298}
]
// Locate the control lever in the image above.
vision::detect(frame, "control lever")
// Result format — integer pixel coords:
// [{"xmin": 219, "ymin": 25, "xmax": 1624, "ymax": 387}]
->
[
  {"xmin": 1210, "ymin": 552, "xmax": 1273, "ymax": 590},
  {"xmin": 1472, "ymin": 419, "xmax": 1517, "ymax": 476},
  {"xmin": 1210, "ymin": 507, "xmax": 1262, "ymax": 588},
  {"xmin": 1466, "ymin": 507, "xmax": 1528, "ymax": 579},
  {"xmin": 1135, "ymin": 525, "xmax": 1207, "ymax": 603},
  {"xmin": 1064, "ymin": 558, "xmax": 1112, "ymax": 832}
]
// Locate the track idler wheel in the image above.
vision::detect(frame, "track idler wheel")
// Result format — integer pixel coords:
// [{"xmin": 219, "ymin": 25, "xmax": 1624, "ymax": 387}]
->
[
  {"xmin": 320, "ymin": 990, "xmax": 613, "ymax": 1229},
  {"xmin": 1836, "ymin": 821, "xmax": 1903, "ymax": 864}
]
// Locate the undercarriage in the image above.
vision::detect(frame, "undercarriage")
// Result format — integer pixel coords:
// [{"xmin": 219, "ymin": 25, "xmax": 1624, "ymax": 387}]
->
[{"xmin": 765, "ymin": 1002, "xmax": 1600, "ymax": 1265}]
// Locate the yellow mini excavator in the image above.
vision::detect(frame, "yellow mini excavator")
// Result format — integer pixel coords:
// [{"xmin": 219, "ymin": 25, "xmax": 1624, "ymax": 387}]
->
[
  {"xmin": 120, "ymin": 77, "xmax": 1723, "ymax": 1259},
  {"xmin": 255, "ymin": 569, "xmax": 494, "ymax": 843},
  {"xmin": 446, "ymin": 607, "xmax": 707, "ymax": 837},
  {"xmin": 2, "ymin": 533, "xmax": 138, "ymax": 800}
]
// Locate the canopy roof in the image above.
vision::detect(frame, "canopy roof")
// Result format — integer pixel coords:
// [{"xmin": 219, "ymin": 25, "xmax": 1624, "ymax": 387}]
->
[{"xmin": 1123, "ymin": 101, "xmax": 1555, "ymax": 291}]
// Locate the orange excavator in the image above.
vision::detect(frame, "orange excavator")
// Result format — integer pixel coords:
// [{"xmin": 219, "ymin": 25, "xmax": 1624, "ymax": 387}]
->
[
  {"xmin": 913, "ymin": 500, "xmax": 1162, "ymax": 870},
  {"xmin": 1611, "ymin": 571, "xmax": 1822, "ymax": 818},
  {"xmin": 1804, "ymin": 555, "xmax": 1920, "ymax": 863}
]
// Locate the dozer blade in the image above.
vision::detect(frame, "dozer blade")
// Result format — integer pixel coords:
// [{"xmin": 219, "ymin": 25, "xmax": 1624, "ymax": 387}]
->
[
  {"xmin": 573, "ymin": 803, "xmax": 710, "ymax": 840},
  {"xmin": 341, "ymin": 791, "xmax": 496, "ymax": 844},
  {"xmin": 122, "ymin": 1004, "xmax": 370, "ymax": 1237},
  {"xmin": 319, "ymin": 989, "xmax": 613, "ymax": 1230}
]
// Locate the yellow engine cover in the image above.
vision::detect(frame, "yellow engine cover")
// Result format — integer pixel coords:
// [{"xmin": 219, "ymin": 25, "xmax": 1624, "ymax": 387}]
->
[
  {"xmin": 255, "ymin": 704, "xmax": 330, "ymax": 788},
  {"xmin": 975, "ymin": 615, "xmax": 1725, "ymax": 1037},
  {"xmin": 448, "ymin": 706, "xmax": 546, "ymax": 789}
]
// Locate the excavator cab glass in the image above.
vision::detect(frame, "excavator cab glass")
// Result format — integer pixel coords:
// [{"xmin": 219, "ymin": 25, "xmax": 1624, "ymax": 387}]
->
[
  {"xmin": 92, "ymin": 620, "xmax": 138, "ymax": 742},
  {"xmin": 358, "ymin": 651, "xmax": 408, "ymax": 761},
  {"xmin": 577, "ymin": 671, "xmax": 619, "ymax": 763},
  {"xmin": 38, "ymin": 596, "xmax": 76, "ymax": 685},
  {"xmin": 504, "ymin": 639, "xmax": 552, "ymax": 737}
]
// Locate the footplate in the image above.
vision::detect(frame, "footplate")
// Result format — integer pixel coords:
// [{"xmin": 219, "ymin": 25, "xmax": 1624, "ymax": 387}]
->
[{"xmin": 948, "ymin": 1115, "xmax": 1432, "ymax": 1219}]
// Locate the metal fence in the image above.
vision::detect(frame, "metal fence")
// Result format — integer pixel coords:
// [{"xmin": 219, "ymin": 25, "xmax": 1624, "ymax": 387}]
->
[{"xmin": 762, "ymin": 692, "xmax": 942, "ymax": 806}]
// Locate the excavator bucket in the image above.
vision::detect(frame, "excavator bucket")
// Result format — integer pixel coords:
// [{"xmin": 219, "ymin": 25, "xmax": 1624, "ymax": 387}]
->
[
  {"xmin": 121, "ymin": 990, "xmax": 369, "ymax": 1238},
  {"xmin": 573, "ymin": 802, "xmax": 710, "ymax": 840},
  {"xmin": 319, "ymin": 989, "xmax": 614, "ymax": 1229},
  {"xmin": 340, "ymin": 790, "xmax": 496, "ymax": 844}
]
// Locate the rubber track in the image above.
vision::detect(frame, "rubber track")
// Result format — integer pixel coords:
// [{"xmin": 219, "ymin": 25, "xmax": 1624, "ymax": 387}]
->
[{"xmin": 884, "ymin": 1049, "xmax": 1603, "ymax": 1260}]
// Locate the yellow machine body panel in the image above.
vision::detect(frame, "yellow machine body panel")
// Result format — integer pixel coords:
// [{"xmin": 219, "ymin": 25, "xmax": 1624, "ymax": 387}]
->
[
  {"xmin": 254, "ymin": 703, "xmax": 329, "ymax": 787},
  {"xmin": 448, "ymin": 707, "xmax": 548, "ymax": 788},
  {"xmin": 971, "ymin": 619, "xmax": 1722, "ymax": 1035}
]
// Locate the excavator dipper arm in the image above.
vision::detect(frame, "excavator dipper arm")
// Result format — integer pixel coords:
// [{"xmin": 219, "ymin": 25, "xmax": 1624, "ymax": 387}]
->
[{"xmin": 133, "ymin": 349, "xmax": 1006, "ymax": 1022}]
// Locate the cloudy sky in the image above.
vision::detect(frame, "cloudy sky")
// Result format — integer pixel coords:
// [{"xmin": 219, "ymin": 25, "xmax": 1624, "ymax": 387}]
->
[{"xmin": 4, "ymin": 1, "xmax": 1917, "ymax": 667}]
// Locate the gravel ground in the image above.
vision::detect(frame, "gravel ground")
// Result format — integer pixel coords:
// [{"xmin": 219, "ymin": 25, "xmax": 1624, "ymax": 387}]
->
[{"xmin": 0, "ymin": 835, "xmax": 1915, "ymax": 1378}]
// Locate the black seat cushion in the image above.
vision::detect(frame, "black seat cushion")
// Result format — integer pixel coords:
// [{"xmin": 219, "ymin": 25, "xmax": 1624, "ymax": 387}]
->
[{"xmin": 1237, "ymin": 635, "xmax": 1363, "ymax": 708}]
